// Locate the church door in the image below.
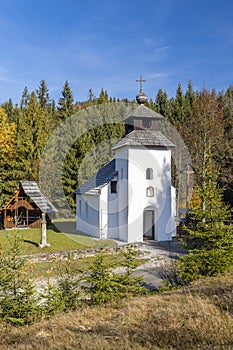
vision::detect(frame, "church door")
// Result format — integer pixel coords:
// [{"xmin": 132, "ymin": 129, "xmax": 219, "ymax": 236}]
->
[{"xmin": 143, "ymin": 209, "xmax": 155, "ymax": 240}]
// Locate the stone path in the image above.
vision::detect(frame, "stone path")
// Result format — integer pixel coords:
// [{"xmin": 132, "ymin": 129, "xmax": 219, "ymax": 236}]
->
[{"xmin": 133, "ymin": 240, "xmax": 187, "ymax": 290}]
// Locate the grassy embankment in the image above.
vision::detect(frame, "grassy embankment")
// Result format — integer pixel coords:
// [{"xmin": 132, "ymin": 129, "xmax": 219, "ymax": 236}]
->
[
  {"xmin": 0, "ymin": 269, "xmax": 232, "ymax": 349},
  {"xmin": 0, "ymin": 220, "xmax": 143, "ymax": 278}
]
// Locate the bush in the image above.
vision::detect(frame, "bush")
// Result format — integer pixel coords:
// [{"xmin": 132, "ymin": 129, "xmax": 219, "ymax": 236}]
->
[
  {"xmin": 0, "ymin": 231, "xmax": 38, "ymax": 325},
  {"xmin": 178, "ymin": 248, "xmax": 233, "ymax": 283}
]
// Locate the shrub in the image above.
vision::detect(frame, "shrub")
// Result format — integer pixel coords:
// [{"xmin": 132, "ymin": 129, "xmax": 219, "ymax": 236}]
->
[{"xmin": 0, "ymin": 231, "xmax": 38, "ymax": 324}]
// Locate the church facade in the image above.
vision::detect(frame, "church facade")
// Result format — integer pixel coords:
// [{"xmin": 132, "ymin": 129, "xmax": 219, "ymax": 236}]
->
[{"xmin": 74, "ymin": 89, "xmax": 176, "ymax": 243}]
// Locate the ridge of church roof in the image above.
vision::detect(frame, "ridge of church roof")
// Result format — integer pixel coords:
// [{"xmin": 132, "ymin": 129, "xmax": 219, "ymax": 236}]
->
[
  {"xmin": 74, "ymin": 159, "xmax": 117, "ymax": 195},
  {"xmin": 112, "ymin": 130, "xmax": 175, "ymax": 151},
  {"xmin": 124, "ymin": 104, "xmax": 164, "ymax": 122}
]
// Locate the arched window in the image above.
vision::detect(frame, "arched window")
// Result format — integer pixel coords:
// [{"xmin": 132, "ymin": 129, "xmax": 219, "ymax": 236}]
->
[
  {"xmin": 79, "ymin": 200, "xmax": 82, "ymax": 216},
  {"xmin": 146, "ymin": 186, "xmax": 154, "ymax": 197},
  {"xmin": 146, "ymin": 168, "xmax": 153, "ymax": 180}
]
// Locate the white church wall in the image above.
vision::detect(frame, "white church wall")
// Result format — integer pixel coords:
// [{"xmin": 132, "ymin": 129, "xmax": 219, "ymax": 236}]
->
[
  {"xmin": 107, "ymin": 176, "xmax": 119, "ymax": 239},
  {"xmin": 115, "ymin": 148, "xmax": 129, "ymax": 241},
  {"xmin": 99, "ymin": 185, "xmax": 108, "ymax": 239},
  {"xmin": 171, "ymin": 185, "xmax": 177, "ymax": 237},
  {"xmin": 127, "ymin": 147, "xmax": 173, "ymax": 242},
  {"xmin": 76, "ymin": 194, "xmax": 100, "ymax": 238}
]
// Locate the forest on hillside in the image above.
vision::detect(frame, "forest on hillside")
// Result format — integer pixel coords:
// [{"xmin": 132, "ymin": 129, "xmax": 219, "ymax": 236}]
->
[{"xmin": 0, "ymin": 79, "xmax": 232, "ymax": 213}]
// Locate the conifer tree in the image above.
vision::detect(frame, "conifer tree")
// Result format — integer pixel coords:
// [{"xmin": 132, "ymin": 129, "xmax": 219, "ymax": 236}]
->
[
  {"xmin": 185, "ymin": 79, "xmax": 196, "ymax": 112},
  {"xmin": 171, "ymin": 83, "xmax": 186, "ymax": 123},
  {"xmin": 16, "ymin": 92, "xmax": 50, "ymax": 180},
  {"xmin": 178, "ymin": 153, "xmax": 233, "ymax": 283},
  {"xmin": 98, "ymin": 88, "xmax": 109, "ymax": 104},
  {"xmin": 20, "ymin": 86, "xmax": 30, "ymax": 109},
  {"xmin": 58, "ymin": 80, "xmax": 75, "ymax": 120},
  {"xmin": 36, "ymin": 79, "xmax": 50, "ymax": 108},
  {"xmin": 155, "ymin": 89, "xmax": 169, "ymax": 118},
  {"xmin": 0, "ymin": 232, "xmax": 38, "ymax": 324}
]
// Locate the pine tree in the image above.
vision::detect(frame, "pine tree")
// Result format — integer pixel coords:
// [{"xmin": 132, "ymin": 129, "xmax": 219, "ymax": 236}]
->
[
  {"xmin": 57, "ymin": 257, "xmax": 82, "ymax": 310},
  {"xmin": 171, "ymin": 83, "xmax": 186, "ymax": 123},
  {"xmin": 16, "ymin": 92, "xmax": 50, "ymax": 180},
  {"xmin": 0, "ymin": 232, "xmax": 38, "ymax": 324},
  {"xmin": 155, "ymin": 89, "xmax": 169, "ymax": 117},
  {"xmin": 36, "ymin": 79, "xmax": 50, "ymax": 108},
  {"xmin": 84, "ymin": 253, "xmax": 119, "ymax": 304},
  {"xmin": 58, "ymin": 80, "xmax": 75, "ymax": 120},
  {"xmin": 178, "ymin": 153, "xmax": 233, "ymax": 283},
  {"xmin": 20, "ymin": 86, "xmax": 30, "ymax": 109},
  {"xmin": 218, "ymin": 86, "xmax": 233, "ymax": 192},
  {"xmin": 98, "ymin": 88, "xmax": 109, "ymax": 104},
  {"xmin": 185, "ymin": 79, "xmax": 196, "ymax": 112}
]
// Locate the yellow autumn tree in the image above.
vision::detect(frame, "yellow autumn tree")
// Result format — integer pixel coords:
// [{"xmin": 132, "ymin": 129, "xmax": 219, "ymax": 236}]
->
[{"xmin": 0, "ymin": 108, "xmax": 17, "ymax": 206}]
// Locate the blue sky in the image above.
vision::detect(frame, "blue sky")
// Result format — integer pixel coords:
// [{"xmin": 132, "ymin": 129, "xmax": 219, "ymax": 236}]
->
[{"xmin": 0, "ymin": 0, "xmax": 233, "ymax": 104}]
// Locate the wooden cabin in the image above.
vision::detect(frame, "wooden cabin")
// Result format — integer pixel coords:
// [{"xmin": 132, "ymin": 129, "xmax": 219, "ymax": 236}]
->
[{"xmin": 0, "ymin": 181, "xmax": 56, "ymax": 229}]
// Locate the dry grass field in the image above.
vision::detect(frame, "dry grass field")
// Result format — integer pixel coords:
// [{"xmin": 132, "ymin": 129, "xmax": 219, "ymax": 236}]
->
[{"xmin": 0, "ymin": 269, "xmax": 233, "ymax": 350}]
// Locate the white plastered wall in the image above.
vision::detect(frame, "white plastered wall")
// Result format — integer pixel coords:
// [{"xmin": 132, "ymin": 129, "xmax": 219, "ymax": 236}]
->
[
  {"xmin": 76, "ymin": 193, "xmax": 100, "ymax": 238},
  {"xmin": 127, "ymin": 147, "xmax": 173, "ymax": 242}
]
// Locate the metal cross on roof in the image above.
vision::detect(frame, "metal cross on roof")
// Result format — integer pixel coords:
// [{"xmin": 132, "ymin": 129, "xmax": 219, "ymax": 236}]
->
[{"xmin": 136, "ymin": 74, "xmax": 146, "ymax": 93}]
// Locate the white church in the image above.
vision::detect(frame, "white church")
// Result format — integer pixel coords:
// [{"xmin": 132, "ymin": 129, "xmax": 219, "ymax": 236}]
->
[{"xmin": 74, "ymin": 84, "xmax": 176, "ymax": 243}]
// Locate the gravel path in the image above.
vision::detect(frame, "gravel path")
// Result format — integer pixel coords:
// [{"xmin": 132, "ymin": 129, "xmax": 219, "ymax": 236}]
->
[
  {"xmin": 133, "ymin": 240, "xmax": 187, "ymax": 290},
  {"xmin": 33, "ymin": 240, "xmax": 187, "ymax": 293}
]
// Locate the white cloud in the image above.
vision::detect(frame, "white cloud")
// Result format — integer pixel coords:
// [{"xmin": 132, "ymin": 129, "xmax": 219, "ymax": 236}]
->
[
  {"xmin": 153, "ymin": 46, "xmax": 171, "ymax": 53},
  {"xmin": 145, "ymin": 72, "xmax": 171, "ymax": 79}
]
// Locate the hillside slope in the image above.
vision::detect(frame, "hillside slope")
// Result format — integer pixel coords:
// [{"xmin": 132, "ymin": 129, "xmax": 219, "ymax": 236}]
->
[{"xmin": 1, "ymin": 270, "xmax": 233, "ymax": 350}]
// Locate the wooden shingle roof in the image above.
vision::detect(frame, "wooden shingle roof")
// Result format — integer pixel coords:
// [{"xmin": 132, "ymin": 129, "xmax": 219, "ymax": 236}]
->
[
  {"xmin": 19, "ymin": 181, "xmax": 57, "ymax": 213},
  {"xmin": 124, "ymin": 104, "xmax": 164, "ymax": 122},
  {"xmin": 112, "ymin": 130, "xmax": 175, "ymax": 151}
]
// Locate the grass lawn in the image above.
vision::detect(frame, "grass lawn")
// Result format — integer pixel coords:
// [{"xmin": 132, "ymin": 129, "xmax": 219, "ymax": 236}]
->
[
  {"xmin": 52, "ymin": 219, "xmax": 117, "ymax": 248},
  {"xmin": 0, "ymin": 220, "xmax": 117, "ymax": 256}
]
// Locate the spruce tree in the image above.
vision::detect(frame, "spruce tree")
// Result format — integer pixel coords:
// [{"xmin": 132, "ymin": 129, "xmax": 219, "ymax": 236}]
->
[
  {"xmin": 20, "ymin": 86, "xmax": 30, "ymax": 109},
  {"xmin": 36, "ymin": 79, "xmax": 50, "ymax": 108},
  {"xmin": 0, "ymin": 232, "xmax": 38, "ymax": 324},
  {"xmin": 16, "ymin": 92, "xmax": 51, "ymax": 180},
  {"xmin": 58, "ymin": 80, "xmax": 75, "ymax": 120},
  {"xmin": 84, "ymin": 253, "xmax": 119, "ymax": 305},
  {"xmin": 178, "ymin": 154, "xmax": 233, "ymax": 283},
  {"xmin": 155, "ymin": 89, "xmax": 169, "ymax": 117}
]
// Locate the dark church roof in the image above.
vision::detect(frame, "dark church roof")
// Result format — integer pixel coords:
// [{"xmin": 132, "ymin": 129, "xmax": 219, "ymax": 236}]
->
[
  {"xmin": 74, "ymin": 159, "xmax": 117, "ymax": 195},
  {"xmin": 112, "ymin": 130, "xmax": 175, "ymax": 151},
  {"xmin": 19, "ymin": 181, "xmax": 57, "ymax": 213},
  {"xmin": 124, "ymin": 104, "xmax": 164, "ymax": 123}
]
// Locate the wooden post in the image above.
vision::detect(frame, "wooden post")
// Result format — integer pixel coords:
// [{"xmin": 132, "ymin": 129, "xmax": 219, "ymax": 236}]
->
[{"xmin": 39, "ymin": 212, "xmax": 50, "ymax": 248}]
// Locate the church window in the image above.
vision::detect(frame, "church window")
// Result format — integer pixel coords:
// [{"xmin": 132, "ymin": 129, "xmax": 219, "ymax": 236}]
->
[
  {"xmin": 111, "ymin": 181, "xmax": 117, "ymax": 193},
  {"xmin": 121, "ymin": 168, "xmax": 123, "ymax": 180},
  {"xmin": 146, "ymin": 186, "xmax": 154, "ymax": 197},
  {"xmin": 142, "ymin": 119, "xmax": 152, "ymax": 128},
  {"xmin": 146, "ymin": 168, "xmax": 153, "ymax": 180},
  {"xmin": 79, "ymin": 200, "xmax": 82, "ymax": 216}
]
